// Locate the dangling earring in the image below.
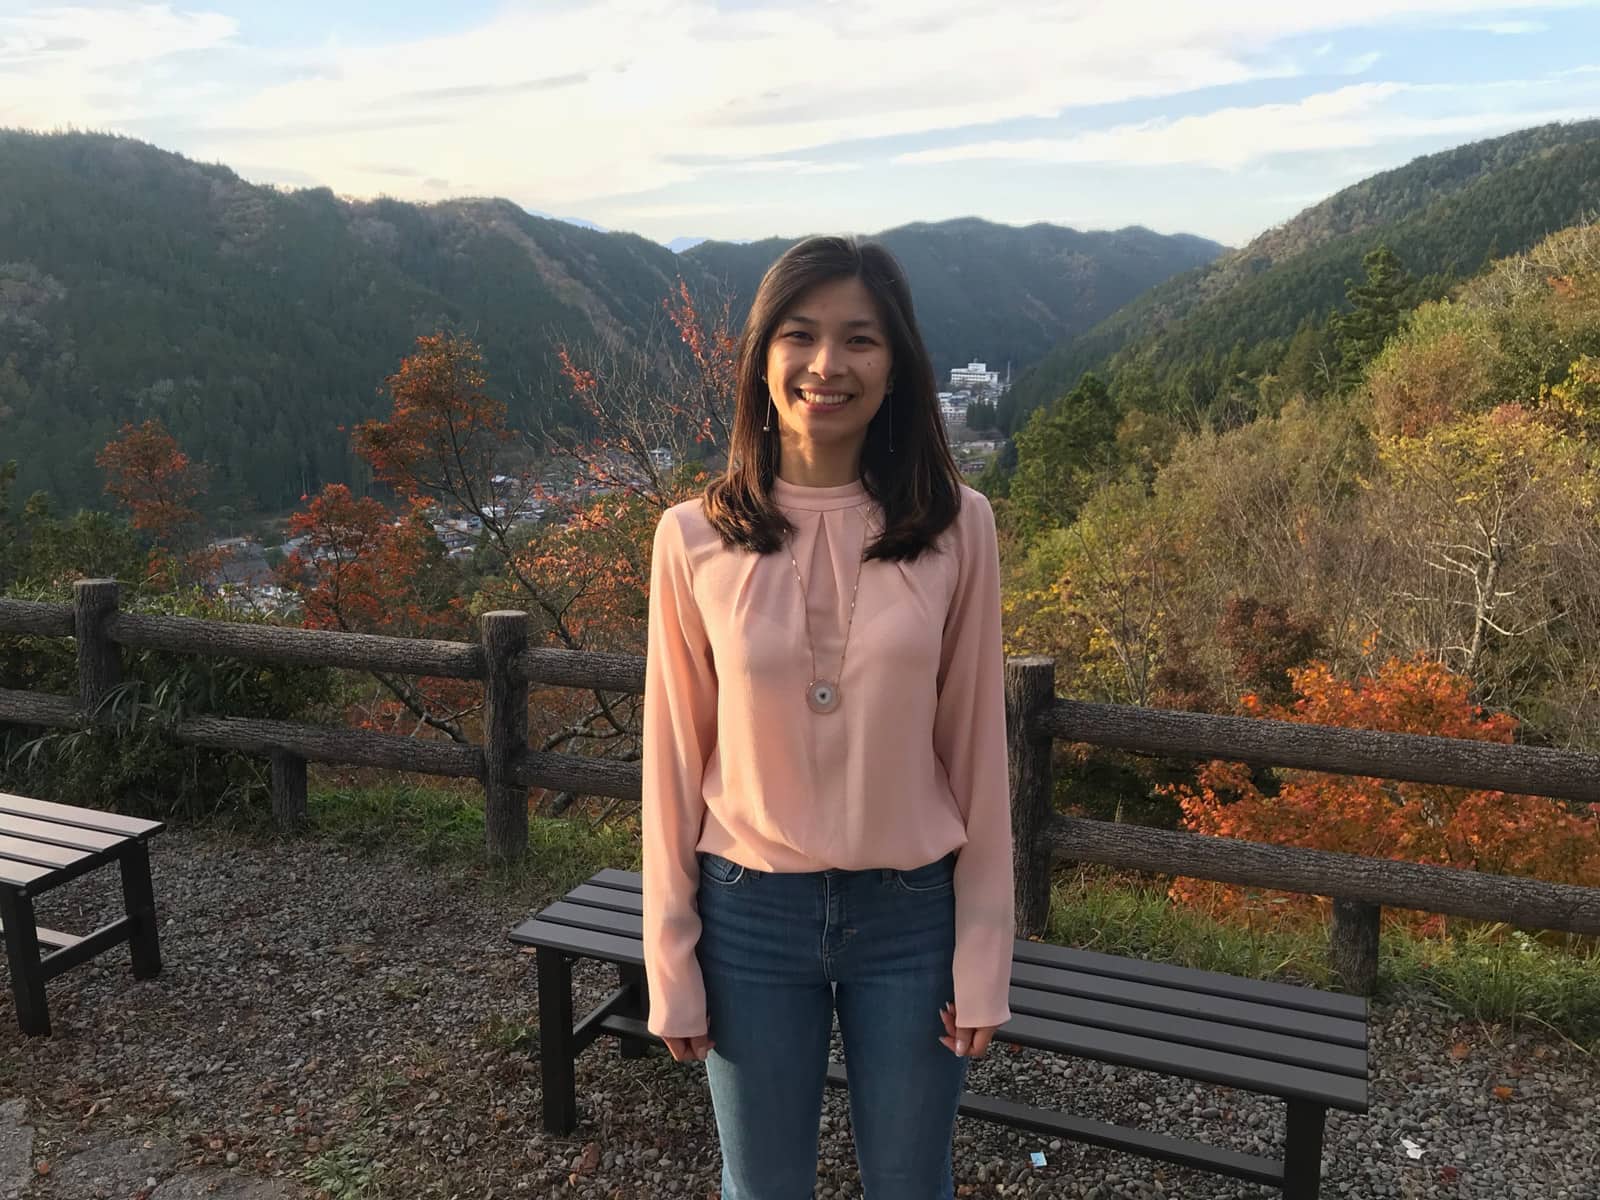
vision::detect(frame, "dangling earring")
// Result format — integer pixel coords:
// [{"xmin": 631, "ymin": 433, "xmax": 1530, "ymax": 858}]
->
[
  {"xmin": 885, "ymin": 386, "xmax": 894, "ymax": 454},
  {"xmin": 760, "ymin": 372, "xmax": 773, "ymax": 432}
]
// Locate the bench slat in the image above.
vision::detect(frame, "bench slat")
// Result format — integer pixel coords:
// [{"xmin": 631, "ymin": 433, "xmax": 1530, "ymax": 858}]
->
[
  {"xmin": 0, "ymin": 813, "xmax": 126, "ymax": 853},
  {"xmin": 0, "ymin": 834, "xmax": 92, "ymax": 870},
  {"xmin": 540, "ymin": 900, "xmax": 646, "ymax": 940},
  {"xmin": 0, "ymin": 855, "xmax": 56, "ymax": 889},
  {"xmin": 1013, "ymin": 939, "xmax": 1366, "ymax": 1021},
  {"xmin": 0, "ymin": 917, "xmax": 81, "ymax": 950},
  {"xmin": 1009, "ymin": 985, "xmax": 1365, "ymax": 1078},
  {"xmin": 567, "ymin": 882, "xmax": 647, "ymax": 913},
  {"xmin": 509, "ymin": 918, "xmax": 644, "ymax": 966},
  {"xmin": 1002, "ymin": 1011, "xmax": 1367, "ymax": 1112},
  {"xmin": 0, "ymin": 792, "xmax": 163, "ymax": 840},
  {"xmin": 1012, "ymin": 961, "xmax": 1366, "ymax": 1049}
]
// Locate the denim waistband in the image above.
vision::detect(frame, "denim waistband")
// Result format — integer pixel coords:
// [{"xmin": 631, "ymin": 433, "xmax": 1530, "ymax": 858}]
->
[{"xmin": 699, "ymin": 848, "xmax": 956, "ymax": 882}]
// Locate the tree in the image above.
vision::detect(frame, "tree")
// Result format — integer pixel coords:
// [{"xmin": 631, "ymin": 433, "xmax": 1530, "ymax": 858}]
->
[
  {"xmin": 1373, "ymin": 405, "xmax": 1600, "ymax": 711},
  {"xmin": 316, "ymin": 292, "xmax": 737, "ymax": 817},
  {"xmin": 278, "ymin": 485, "xmax": 471, "ymax": 739},
  {"xmin": 94, "ymin": 419, "xmax": 216, "ymax": 584},
  {"xmin": 965, "ymin": 399, "xmax": 998, "ymax": 432},
  {"xmin": 1215, "ymin": 596, "xmax": 1323, "ymax": 708},
  {"xmin": 1167, "ymin": 655, "xmax": 1600, "ymax": 926},
  {"xmin": 1006, "ymin": 373, "xmax": 1119, "ymax": 541},
  {"xmin": 1333, "ymin": 246, "xmax": 1414, "ymax": 389}
]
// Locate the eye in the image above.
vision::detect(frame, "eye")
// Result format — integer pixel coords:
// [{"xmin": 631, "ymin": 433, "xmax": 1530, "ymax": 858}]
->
[{"xmin": 782, "ymin": 330, "xmax": 811, "ymax": 341}]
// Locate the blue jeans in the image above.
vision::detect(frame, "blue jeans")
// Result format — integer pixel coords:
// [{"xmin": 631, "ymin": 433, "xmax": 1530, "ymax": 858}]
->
[{"xmin": 695, "ymin": 850, "xmax": 969, "ymax": 1199}]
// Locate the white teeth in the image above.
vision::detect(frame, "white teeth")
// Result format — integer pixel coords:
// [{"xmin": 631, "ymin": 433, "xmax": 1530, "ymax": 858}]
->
[{"xmin": 798, "ymin": 390, "xmax": 851, "ymax": 406}]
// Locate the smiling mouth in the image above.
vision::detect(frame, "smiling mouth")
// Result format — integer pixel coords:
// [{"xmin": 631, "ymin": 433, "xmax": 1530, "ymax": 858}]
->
[{"xmin": 795, "ymin": 388, "xmax": 853, "ymax": 409}]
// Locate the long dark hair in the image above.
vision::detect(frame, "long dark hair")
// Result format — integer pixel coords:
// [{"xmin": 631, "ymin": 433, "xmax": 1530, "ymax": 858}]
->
[{"xmin": 701, "ymin": 235, "xmax": 964, "ymax": 561}]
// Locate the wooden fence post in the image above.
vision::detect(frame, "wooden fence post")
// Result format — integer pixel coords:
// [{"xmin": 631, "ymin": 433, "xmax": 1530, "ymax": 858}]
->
[
  {"xmin": 73, "ymin": 578, "xmax": 121, "ymax": 723},
  {"xmin": 481, "ymin": 610, "xmax": 530, "ymax": 864},
  {"xmin": 1007, "ymin": 656, "xmax": 1057, "ymax": 939},
  {"xmin": 270, "ymin": 748, "xmax": 308, "ymax": 831},
  {"xmin": 1330, "ymin": 899, "xmax": 1381, "ymax": 995}
]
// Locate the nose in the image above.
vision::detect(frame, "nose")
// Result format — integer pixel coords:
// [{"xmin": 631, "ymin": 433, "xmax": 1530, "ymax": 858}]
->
[{"xmin": 808, "ymin": 337, "xmax": 846, "ymax": 379}]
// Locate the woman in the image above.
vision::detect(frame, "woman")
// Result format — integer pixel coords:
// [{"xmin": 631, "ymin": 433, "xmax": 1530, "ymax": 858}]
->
[{"xmin": 642, "ymin": 234, "xmax": 1015, "ymax": 1199}]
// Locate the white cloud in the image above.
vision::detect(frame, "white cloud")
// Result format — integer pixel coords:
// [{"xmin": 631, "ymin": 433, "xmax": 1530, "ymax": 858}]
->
[
  {"xmin": 893, "ymin": 79, "xmax": 1600, "ymax": 170},
  {"xmin": 721, "ymin": 159, "xmax": 862, "ymax": 176},
  {"xmin": 0, "ymin": 0, "xmax": 1590, "ymax": 222},
  {"xmin": 0, "ymin": 4, "xmax": 236, "ymax": 124},
  {"xmin": 1464, "ymin": 19, "xmax": 1548, "ymax": 32}
]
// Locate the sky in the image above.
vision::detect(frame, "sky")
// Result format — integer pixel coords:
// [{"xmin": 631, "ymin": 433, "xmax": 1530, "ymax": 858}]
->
[{"xmin": 3, "ymin": 1, "xmax": 1600, "ymax": 250}]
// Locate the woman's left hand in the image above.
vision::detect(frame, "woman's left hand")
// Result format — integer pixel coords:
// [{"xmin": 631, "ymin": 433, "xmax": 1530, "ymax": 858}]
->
[{"xmin": 939, "ymin": 1001, "xmax": 998, "ymax": 1058}]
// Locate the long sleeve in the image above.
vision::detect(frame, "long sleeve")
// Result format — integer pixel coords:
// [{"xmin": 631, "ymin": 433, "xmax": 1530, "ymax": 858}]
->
[
  {"xmin": 641, "ymin": 507, "xmax": 719, "ymax": 1037},
  {"xmin": 932, "ymin": 491, "xmax": 1016, "ymax": 1028}
]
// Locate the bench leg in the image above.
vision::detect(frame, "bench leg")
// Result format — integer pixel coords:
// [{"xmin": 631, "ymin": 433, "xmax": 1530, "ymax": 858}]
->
[
  {"xmin": 1, "ymin": 889, "xmax": 51, "ymax": 1037},
  {"xmin": 618, "ymin": 963, "xmax": 648, "ymax": 1059},
  {"xmin": 1282, "ymin": 1099, "xmax": 1327, "ymax": 1199},
  {"xmin": 536, "ymin": 948, "xmax": 578, "ymax": 1134},
  {"xmin": 118, "ymin": 841, "xmax": 162, "ymax": 980}
]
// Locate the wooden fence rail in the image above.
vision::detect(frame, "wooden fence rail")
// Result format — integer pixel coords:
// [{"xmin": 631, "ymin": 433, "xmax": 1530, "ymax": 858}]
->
[{"xmin": 2, "ymin": 581, "xmax": 1598, "ymax": 992}]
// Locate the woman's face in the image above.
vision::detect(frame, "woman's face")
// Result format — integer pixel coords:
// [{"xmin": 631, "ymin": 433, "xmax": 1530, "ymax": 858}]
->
[{"xmin": 763, "ymin": 276, "xmax": 894, "ymax": 453}]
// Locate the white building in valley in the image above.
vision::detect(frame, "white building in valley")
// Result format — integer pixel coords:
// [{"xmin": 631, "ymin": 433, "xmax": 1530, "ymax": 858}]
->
[{"xmin": 949, "ymin": 361, "xmax": 1003, "ymax": 393}]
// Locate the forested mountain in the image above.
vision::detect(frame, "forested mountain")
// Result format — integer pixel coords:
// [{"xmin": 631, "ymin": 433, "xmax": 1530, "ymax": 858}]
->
[
  {"xmin": 0, "ymin": 130, "xmax": 1222, "ymax": 513},
  {"xmin": 683, "ymin": 219, "xmax": 1224, "ymax": 382},
  {"xmin": 1000, "ymin": 119, "xmax": 1600, "ymax": 430}
]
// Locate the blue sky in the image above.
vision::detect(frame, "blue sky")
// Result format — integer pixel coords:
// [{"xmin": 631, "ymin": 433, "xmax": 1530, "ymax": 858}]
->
[{"xmin": 3, "ymin": 1, "xmax": 1599, "ymax": 249}]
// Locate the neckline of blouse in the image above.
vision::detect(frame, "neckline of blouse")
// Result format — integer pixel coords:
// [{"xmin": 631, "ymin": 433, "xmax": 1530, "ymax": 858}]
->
[{"xmin": 770, "ymin": 475, "xmax": 872, "ymax": 512}]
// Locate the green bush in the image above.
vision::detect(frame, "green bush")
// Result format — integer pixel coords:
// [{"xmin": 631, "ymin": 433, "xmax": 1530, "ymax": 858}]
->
[{"xmin": 1, "ymin": 587, "xmax": 334, "ymax": 821}]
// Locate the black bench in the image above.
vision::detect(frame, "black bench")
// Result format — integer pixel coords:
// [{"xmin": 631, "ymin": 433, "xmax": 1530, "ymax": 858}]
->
[
  {"xmin": 0, "ymin": 790, "xmax": 164, "ymax": 1036},
  {"xmin": 511, "ymin": 868, "xmax": 1368, "ymax": 1200}
]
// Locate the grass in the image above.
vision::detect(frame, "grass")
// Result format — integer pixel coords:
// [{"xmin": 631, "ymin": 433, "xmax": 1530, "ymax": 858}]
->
[
  {"xmin": 1050, "ymin": 867, "xmax": 1600, "ymax": 1049},
  {"xmin": 273, "ymin": 778, "xmax": 638, "ymax": 900},
  {"xmin": 287, "ymin": 781, "xmax": 1600, "ymax": 1049}
]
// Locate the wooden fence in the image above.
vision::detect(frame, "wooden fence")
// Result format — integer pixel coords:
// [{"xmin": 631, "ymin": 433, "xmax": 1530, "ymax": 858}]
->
[{"xmin": 3, "ymin": 580, "xmax": 1599, "ymax": 995}]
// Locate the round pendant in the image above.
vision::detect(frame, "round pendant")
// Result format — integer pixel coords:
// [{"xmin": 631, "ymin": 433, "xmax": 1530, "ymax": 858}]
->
[{"xmin": 806, "ymin": 679, "xmax": 841, "ymax": 714}]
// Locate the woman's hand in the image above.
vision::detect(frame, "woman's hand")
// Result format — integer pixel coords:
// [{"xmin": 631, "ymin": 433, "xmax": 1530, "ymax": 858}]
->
[
  {"xmin": 939, "ymin": 1002, "xmax": 998, "ymax": 1058},
  {"xmin": 663, "ymin": 1033, "xmax": 715, "ymax": 1062}
]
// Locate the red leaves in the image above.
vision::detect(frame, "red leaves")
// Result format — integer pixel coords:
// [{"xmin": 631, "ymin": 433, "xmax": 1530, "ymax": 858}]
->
[
  {"xmin": 1168, "ymin": 654, "xmax": 1600, "ymax": 922},
  {"xmin": 352, "ymin": 333, "xmax": 510, "ymax": 502},
  {"xmin": 97, "ymin": 419, "xmax": 205, "ymax": 541}
]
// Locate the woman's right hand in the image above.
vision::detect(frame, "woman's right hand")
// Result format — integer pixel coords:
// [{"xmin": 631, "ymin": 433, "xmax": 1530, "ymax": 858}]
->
[{"xmin": 662, "ymin": 1034, "xmax": 715, "ymax": 1062}]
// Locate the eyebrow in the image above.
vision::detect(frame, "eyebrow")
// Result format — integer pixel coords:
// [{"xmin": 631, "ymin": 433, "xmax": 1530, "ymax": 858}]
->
[{"xmin": 781, "ymin": 315, "xmax": 881, "ymax": 329}]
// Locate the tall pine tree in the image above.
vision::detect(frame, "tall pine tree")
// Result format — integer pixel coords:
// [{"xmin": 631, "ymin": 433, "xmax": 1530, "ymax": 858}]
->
[{"xmin": 1333, "ymin": 245, "xmax": 1413, "ymax": 388}]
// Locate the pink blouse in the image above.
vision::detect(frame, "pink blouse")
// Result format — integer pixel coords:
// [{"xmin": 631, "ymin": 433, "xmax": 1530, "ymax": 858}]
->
[{"xmin": 641, "ymin": 474, "xmax": 1015, "ymax": 1037}]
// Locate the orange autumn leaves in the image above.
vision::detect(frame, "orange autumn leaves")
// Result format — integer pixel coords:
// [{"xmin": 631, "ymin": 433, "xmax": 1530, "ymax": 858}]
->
[
  {"xmin": 96, "ymin": 418, "xmax": 220, "ymax": 584},
  {"xmin": 352, "ymin": 333, "xmax": 510, "ymax": 503},
  {"xmin": 1167, "ymin": 655, "xmax": 1600, "ymax": 922}
]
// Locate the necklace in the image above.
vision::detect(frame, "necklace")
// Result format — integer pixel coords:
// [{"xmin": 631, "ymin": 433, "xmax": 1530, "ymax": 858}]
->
[{"xmin": 785, "ymin": 525, "xmax": 867, "ymax": 715}]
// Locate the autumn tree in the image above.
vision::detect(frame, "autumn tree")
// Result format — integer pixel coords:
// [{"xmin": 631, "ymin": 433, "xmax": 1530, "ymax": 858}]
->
[
  {"xmin": 1216, "ymin": 596, "xmax": 1324, "ymax": 708},
  {"xmin": 1372, "ymin": 404, "xmax": 1600, "ymax": 713},
  {"xmin": 313, "ymin": 288, "xmax": 736, "ymax": 816},
  {"xmin": 1167, "ymin": 655, "xmax": 1600, "ymax": 926},
  {"xmin": 278, "ymin": 485, "xmax": 471, "ymax": 739},
  {"xmin": 95, "ymin": 418, "xmax": 216, "ymax": 583},
  {"xmin": 538, "ymin": 277, "xmax": 736, "ymax": 510}
]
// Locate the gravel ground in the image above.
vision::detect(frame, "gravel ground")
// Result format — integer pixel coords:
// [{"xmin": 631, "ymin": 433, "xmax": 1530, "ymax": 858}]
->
[{"xmin": 1, "ymin": 828, "xmax": 1596, "ymax": 1199}]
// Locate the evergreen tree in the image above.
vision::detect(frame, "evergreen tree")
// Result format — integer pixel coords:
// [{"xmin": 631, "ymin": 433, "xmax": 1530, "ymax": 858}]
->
[
  {"xmin": 1007, "ymin": 372, "xmax": 1118, "ymax": 536},
  {"xmin": 1333, "ymin": 246, "xmax": 1415, "ymax": 389}
]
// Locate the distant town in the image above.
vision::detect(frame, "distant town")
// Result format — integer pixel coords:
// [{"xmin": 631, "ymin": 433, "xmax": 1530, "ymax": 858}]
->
[{"xmin": 206, "ymin": 359, "xmax": 1009, "ymax": 618}]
